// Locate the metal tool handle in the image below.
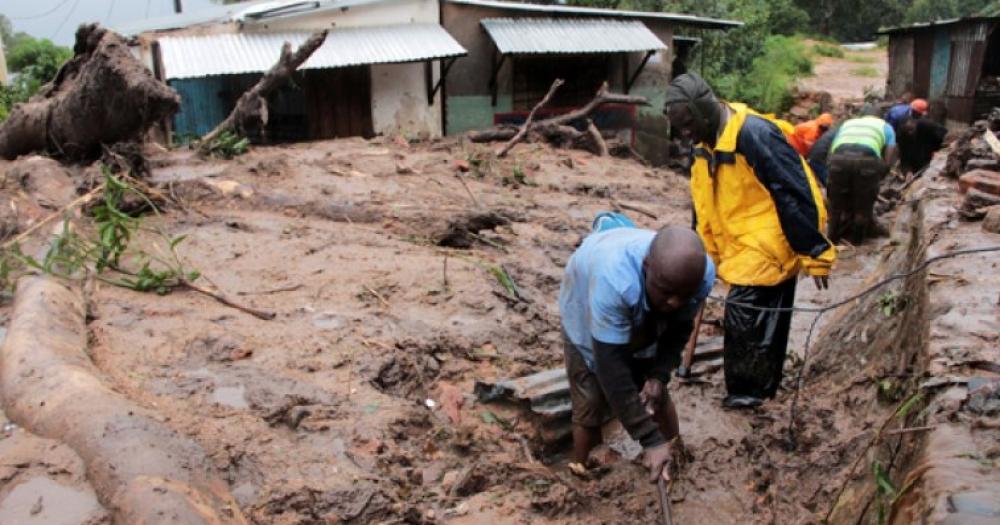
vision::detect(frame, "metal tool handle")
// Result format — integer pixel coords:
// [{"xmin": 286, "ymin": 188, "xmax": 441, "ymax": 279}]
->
[{"xmin": 657, "ymin": 478, "xmax": 674, "ymax": 525}]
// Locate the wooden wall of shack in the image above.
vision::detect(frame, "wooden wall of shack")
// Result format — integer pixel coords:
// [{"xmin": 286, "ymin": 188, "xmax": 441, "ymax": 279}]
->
[{"xmin": 885, "ymin": 19, "xmax": 999, "ymax": 126}]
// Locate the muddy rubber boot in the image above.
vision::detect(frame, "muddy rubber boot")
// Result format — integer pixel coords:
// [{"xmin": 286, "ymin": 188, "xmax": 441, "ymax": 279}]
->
[{"xmin": 722, "ymin": 395, "xmax": 763, "ymax": 409}]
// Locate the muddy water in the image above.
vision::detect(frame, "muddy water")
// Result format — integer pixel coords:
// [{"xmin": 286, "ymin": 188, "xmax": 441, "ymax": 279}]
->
[{"xmin": 0, "ymin": 477, "xmax": 102, "ymax": 525}]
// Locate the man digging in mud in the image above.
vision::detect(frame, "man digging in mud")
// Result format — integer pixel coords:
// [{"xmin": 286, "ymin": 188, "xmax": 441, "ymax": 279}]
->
[
  {"xmin": 663, "ymin": 73, "xmax": 835, "ymax": 409},
  {"xmin": 559, "ymin": 216, "xmax": 714, "ymax": 482}
]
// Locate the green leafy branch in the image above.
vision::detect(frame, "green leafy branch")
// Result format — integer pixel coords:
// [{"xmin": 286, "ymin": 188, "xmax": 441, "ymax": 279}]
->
[{"xmin": 0, "ymin": 167, "xmax": 273, "ymax": 320}]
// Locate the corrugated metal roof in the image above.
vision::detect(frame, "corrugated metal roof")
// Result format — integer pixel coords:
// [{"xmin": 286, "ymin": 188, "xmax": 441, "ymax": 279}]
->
[
  {"xmin": 116, "ymin": 0, "xmax": 391, "ymax": 36},
  {"xmin": 877, "ymin": 16, "xmax": 999, "ymax": 35},
  {"xmin": 447, "ymin": 0, "xmax": 742, "ymax": 29},
  {"xmin": 158, "ymin": 24, "xmax": 467, "ymax": 80},
  {"xmin": 481, "ymin": 18, "xmax": 666, "ymax": 54}
]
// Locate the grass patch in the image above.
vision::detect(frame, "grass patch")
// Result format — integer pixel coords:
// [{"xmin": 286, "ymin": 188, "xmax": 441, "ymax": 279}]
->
[
  {"xmin": 852, "ymin": 65, "xmax": 881, "ymax": 78},
  {"xmin": 847, "ymin": 54, "xmax": 877, "ymax": 64},
  {"xmin": 812, "ymin": 43, "xmax": 844, "ymax": 58}
]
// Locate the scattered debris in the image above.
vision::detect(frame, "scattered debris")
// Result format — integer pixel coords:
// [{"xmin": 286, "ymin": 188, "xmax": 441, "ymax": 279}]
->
[
  {"xmin": 436, "ymin": 211, "xmax": 511, "ymax": 248},
  {"xmin": 468, "ymin": 81, "xmax": 647, "ymax": 157}
]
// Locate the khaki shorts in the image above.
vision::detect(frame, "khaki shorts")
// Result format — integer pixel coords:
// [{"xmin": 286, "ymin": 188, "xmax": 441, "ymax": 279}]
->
[{"xmin": 563, "ymin": 335, "xmax": 675, "ymax": 428}]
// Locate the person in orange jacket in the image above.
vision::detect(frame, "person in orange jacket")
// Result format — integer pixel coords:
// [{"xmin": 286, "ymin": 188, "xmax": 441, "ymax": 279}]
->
[{"xmin": 789, "ymin": 113, "xmax": 835, "ymax": 157}]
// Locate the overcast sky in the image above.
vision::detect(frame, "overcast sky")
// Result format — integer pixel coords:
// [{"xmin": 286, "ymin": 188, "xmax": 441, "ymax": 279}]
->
[{"xmin": 1, "ymin": 0, "xmax": 226, "ymax": 46}]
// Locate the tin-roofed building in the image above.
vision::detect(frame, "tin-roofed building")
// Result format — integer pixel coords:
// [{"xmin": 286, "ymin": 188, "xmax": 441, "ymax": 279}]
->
[
  {"xmin": 120, "ymin": 0, "xmax": 467, "ymax": 142},
  {"xmin": 878, "ymin": 16, "xmax": 1000, "ymax": 127}
]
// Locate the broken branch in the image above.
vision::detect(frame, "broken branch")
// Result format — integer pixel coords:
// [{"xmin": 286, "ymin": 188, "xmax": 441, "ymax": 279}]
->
[
  {"xmin": 610, "ymin": 197, "xmax": 658, "ymax": 220},
  {"xmin": 199, "ymin": 31, "xmax": 328, "ymax": 148},
  {"xmin": 470, "ymin": 81, "xmax": 646, "ymax": 157},
  {"xmin": 183, "ymin": 281, "xmax": 277, "ymax": 320},
  {"xmin": 498, "ymin": 78, "xmax": 564, "ymax": 157}
]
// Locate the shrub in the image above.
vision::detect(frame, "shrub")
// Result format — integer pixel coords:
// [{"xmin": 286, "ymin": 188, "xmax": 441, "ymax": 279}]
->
[
  {"xmin": 812, "ymin": 43, "xmax": 845, "ymax": 58},
  {"xmin": 715, "ymin": 36, "xmax": 814, "ymax": 114}
]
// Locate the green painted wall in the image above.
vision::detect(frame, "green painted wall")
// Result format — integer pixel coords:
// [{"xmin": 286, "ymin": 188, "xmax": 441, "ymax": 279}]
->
[
  {"xmin": 446, "ymin": 95, "xmax": 512, "ymax": 135},
  {"xmin": 634, "ymin": 86, "xmax": 666, "ymax": 117}
]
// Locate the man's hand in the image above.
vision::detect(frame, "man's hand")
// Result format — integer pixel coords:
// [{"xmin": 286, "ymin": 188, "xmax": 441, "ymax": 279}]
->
[
  {"xmin": 643, "ymin": 442, "xmax": 672, "ymax": 484},
  {"xmin": 813, "ymin": 275, "xmax": 829, "ymax": 290},
  {"xmin": 639, "ymin": 378, "xmax": 664, "ymax": 415}
]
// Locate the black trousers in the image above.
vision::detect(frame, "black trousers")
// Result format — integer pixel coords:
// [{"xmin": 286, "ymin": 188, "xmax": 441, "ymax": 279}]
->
[
  {"xmin": 827, "ymin": 149, "xmax": 886, "ymax": 244},
  {"xmin": 723, "ymin": 277, "xmax": 797, "ymax": 399}
]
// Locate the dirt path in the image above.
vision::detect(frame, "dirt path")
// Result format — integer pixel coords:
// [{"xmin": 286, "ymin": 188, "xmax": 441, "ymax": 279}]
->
[{"xmin": 800, "ymin": 45, "xmax": 888, "ymax": 102}]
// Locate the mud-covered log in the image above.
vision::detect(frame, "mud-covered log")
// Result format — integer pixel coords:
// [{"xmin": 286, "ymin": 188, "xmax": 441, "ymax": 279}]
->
[
  {"xmin": 0, "ymin": 24, "xmax": 180, "ymax": 161},
  {"xmin": 199, "ymin": 30, "xmax": 328, "ymax": 147},
  {"xmin": 0, "ymin": 276, "xmax": 248, "ymax": 524}
]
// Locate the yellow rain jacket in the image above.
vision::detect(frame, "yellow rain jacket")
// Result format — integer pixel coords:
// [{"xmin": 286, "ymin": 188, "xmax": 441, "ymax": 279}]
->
[{"xmin": 690, "ymin": 103, "xmax": 836, "ymax": 287}]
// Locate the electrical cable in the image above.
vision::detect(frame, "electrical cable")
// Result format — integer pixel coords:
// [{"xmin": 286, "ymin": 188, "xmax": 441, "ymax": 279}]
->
[
  {"xmin": 106, "ymin": 0, "xmax": 117, "ymax": 24},
  {"xmin": 51, "ymin": 0, "xmax": 81, "ymax": 41},
  {"xmin": 702, "ymin": 245, "xmax": 1000, "ymax": 447},
  {"xmin": 9, "ymin": 0, "xmax": 74, "ymax": 21}
]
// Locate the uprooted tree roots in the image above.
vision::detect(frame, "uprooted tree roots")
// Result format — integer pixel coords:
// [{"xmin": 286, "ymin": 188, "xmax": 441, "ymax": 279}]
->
[{"xmin": 0, "ymin": 24, "xmax": 180, "ymax": 161}]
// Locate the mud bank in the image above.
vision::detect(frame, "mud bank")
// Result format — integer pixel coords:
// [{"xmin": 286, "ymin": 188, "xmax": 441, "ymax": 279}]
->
[
  {"xmin": 884, "ymin": 161, "xmax": 1000, "ymax": 524},
  {"xmin": 0, "ymin": 277, "xmax": 246, "ymax": 524}
]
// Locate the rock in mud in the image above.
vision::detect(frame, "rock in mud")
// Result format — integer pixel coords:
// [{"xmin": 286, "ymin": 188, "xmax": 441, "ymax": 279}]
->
[
  {"xmin": 371, "ymin": 354, "xmax": 440, "ymax": 400},
  {"xmin": 983, "ymin": 206, "xmax": 1000, "ymax": 234},
  {"xmin": 4, "ymin": 156, "xmax": 77, "ymax": 210},
  {"xmin": 436, "ymin": 211, "xmax": 512, "ymax": 248}
]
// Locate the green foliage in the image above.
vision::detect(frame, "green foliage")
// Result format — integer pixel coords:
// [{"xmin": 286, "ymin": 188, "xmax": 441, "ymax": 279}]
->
[
  {"xmin": 847, "ymin": 54, "xmax": 877, "ymax": 63},
  {"xmin": 903, "ymin": 0, "xmax": 994, "ymax": 24},
  {"xmin": 0, "ymin": 30, "xmax": 73, "ymax": 121},
  {"xmin": 0, "ymin": 169, "xmax": 199, "ymax": 296},
  {"xmin": 872, "ymin": 460, "xmax": 896, "ymax": 525},
  {"xmin": 852, "ymin": 65, "xmax": 881, "ymax": 77},
  {"xmin": 812, "ymin": 43, "xmax": 845, "ymax": 58},
  {"xmin": 877, "ymin": 291, "xmax": 907, "ymax": 317},
  {"xmin": 205, "ymin": 130, "xmax": 250, "ymax": 159},
  {"xmin": 714, "ymin": 36, "xmax": 813, "ymax": 114}
]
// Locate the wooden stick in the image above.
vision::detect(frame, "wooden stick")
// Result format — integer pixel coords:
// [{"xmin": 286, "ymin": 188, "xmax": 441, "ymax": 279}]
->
[
  {"xmin": 182, "ymin": 281, "xmax": 276, "ymax": 320},
  {"xmin": 498, "ymin": 78, "xmax": 564, "ymax": 157},
  {"xmin": 364, "ymin": 285, "xmax": 390, "ymax": 308},
  {"xmin": 585, "ymin": 118, "xmax": 608, "ymax": 156},
  {"xmin": 677, "ymin": 304, "xmax": 705, "ymax": 378},
  {"xmin": 454, "ymin": 173, "xmax": 480, "ymax": 208},
  {"xmin": 610, "ymin": 197, "xmax": 659, "ymax": 220},
  {"xmin": 884, "ymin": 425, "xmax": 936, "ymax": 436},
  {"xmin": 236, "ymin": 283, "xmax": 303, "ymax": 296},
  {"xmin": 442, "ymin": 254, "xmax": 449, "ymax": 290}
]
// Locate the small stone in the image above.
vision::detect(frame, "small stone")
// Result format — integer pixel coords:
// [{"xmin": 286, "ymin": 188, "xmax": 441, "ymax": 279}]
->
[
  {"xmin": 983, "ymin": 206, "xmax": 1000, "ymax": 234},
  {"xmin": 440, "ymin": 470, "xmax": 460, "ymax": 492},
  {"xmin": 453, "ymin": 159, "xmax": 470, "ymax": 172}
]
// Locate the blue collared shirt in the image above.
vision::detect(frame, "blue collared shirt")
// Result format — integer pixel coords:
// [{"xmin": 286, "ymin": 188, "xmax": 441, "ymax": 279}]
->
[{"xmin": 559, "ymin": 227, "xmax": 715, "ymax": 370}]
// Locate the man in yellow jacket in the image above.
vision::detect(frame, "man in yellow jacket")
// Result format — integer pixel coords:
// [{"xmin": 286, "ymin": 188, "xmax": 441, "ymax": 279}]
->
[{"xmin": 663, "ymin": 73, "xmax": 836, "ymax": 408}]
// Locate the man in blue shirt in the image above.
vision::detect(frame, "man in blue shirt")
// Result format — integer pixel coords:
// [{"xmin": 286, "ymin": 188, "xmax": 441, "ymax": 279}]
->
[{"xmin": 559, "ymin": 218, "xmax": 714, "ymax": 483}]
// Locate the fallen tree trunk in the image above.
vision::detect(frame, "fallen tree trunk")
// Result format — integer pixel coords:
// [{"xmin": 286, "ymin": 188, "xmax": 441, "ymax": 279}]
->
[
  {"xmin": 199, "ymin": 31, "xmax": 328, "ymax": 149},
  {"xmin": 0, "ymin": 276, "xmax": 248, "ymax": 524},
  {"xmin": 0, "ymin": 24, "xmax": 180, "ymax": 161},
  {"xmin": 470, "ymin": 81, "xmax": 646, "ymax": 156}
]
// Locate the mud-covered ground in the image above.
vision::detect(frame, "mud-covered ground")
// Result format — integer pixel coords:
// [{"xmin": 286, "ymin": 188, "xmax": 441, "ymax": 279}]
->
[{"xmin": 0, "ymin": 136, "xmax": 946, "ymax": 524}]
